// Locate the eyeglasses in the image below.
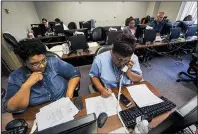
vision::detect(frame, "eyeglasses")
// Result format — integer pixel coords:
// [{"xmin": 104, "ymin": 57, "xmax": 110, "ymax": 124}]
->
[
  {"xmin": 113, "ymin": 54, "xmax": 131, "ymax": 65},
  {"xmin": 29, "ymin": 58, "xmax": 47, "ymax": 67}
]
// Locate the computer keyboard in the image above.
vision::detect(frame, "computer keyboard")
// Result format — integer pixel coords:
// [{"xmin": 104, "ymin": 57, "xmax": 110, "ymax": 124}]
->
[
  {"xmin": 2, "ymin": 126, "xmax": 28, "ymax": 134},
  {"xmin": 119, "ymin": 96, "xmax": 176, "ymax": 128},
  {"xmin": 139, "ymin": 96, "xmax": 176, "ymax": 118}
]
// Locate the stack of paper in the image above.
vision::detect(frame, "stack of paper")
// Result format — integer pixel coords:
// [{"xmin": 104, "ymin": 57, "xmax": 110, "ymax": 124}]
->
[
  {"xmin": 85, "ymin": 93, "xmax": 121, "ymax": 118},
  {"xmin": 127, "ymin": 84, "xmax": 163, "ymax": 108},
  {"xmin": 36, "ymin": 97, "xmax": 79, "ymax": 131}
]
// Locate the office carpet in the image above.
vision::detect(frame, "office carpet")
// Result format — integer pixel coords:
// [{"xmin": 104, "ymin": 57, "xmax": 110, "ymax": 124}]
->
[
  {"xmin": 1, "ymin": 54, "xmax": 197, "ymax": 113},
  {"xmin": 78, "ymin": 54, "xmax": 197, "ymax": 108}
]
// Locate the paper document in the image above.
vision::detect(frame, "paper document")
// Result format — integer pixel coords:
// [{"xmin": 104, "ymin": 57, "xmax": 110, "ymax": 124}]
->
[
  {"xmin": 127, "ymin": 84, "xmax": 163, "ymax": 108},
  {"xmin": 85, "ymin": 93, "xmax": 121, "ymax": 117},
  {"xmin": 88, "ymin": 42, "xmax": 99, "ymax": 47},
  {"xmin": 36, "ymin": 108, "xmax": 74, "ymax": 131},
  {"xmin": 36, "ymin": 97, "xmax": 79, "ymax": 131}
]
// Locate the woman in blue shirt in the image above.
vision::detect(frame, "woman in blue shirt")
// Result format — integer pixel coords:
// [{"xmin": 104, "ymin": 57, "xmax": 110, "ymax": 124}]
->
[
  {"xmin": 5, "ymin": 39, "xmax": 80, "ymax": 113},
  {"xmin": 89, "ymin": 33, "xmax": 142, "ymax": 97}
]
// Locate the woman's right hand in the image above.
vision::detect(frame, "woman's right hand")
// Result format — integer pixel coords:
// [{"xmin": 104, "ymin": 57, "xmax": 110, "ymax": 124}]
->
[{"xmin": 26, "ymin": 72, "xmax": 43, "ymax": 87}]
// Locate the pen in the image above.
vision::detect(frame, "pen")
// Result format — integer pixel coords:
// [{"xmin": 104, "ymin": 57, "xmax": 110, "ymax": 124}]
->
[{"xmin": 103, "ymin": 83, "xmax": 113, "ymax": 97}]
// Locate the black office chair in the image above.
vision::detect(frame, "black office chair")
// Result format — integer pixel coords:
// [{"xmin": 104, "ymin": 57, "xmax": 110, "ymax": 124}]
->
[
  {"xmin": 68, "ymin": 22, "xmax": 77, "ymax": 30},
  {"xmin": 3, "ymin": 33, "xmax": 19, "ymax": 50},
  {"xmin": 177, "ymin": 51, "xmax": 198, "ymax": 87},
  {"xmin": 89, "ymin": 45, "xmax": 113, "ymax": 93},
  {"xmin": 91, "ymin": 27, "xmax": 106, "ymax": 45}
]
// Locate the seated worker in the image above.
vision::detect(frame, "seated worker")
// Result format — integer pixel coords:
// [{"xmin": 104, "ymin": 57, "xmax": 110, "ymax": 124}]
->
[
  {"xmin": 54, "ymin": 18, "xmax": 69, "ymax": 30},
  {"xmin": 141, "ymin": 15, "xmax": 151, "ymax": 24},
  {"xmin": 89, "ymin": 33, "xmax": 142, "ymax": 97},
  {"xmin": 5, "ymin": 39, "xmax": 80, "ymax": 113},
  {"xmin": 149, "ymin": 12, "xmax": 165, "ymax": 35},
  {"xmin": 41, "ymin": 18, "xmax": 52, "ymax": 32},
  {"xmin": 125, "ymin": 16, "xmax": 133, "ymax": 26},
  {"xmin": 183, "ymin": 15, "xmax": 192, "ymax": 21},
  {"xmin": 123, "ymin": 18, "xmax": 136, "ymax": 36}
]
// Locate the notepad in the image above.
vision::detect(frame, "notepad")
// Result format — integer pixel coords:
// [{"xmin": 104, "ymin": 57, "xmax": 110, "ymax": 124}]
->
[{"xmin": 127, "ymin": 84, "xmax": 163, "ymax": 108}]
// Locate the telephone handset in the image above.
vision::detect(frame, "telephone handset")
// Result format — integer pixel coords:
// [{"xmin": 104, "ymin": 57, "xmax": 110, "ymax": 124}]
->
[{"xmin": 121, "ymin": 54, "xmax": 134, "ymax": 72}]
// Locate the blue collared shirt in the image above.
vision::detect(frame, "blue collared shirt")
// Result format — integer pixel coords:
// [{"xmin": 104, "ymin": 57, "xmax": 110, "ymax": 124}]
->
[
  {"xmin": 149, "ymin": 20, "xmax": 165, "ymax": 33},
  {"xmin": 5, "ymin": 56, "xmax": 80, "ymax": 113},
  {"xmin": 89, "ymin": 51, "xmax": 142, "ymax": 89}
]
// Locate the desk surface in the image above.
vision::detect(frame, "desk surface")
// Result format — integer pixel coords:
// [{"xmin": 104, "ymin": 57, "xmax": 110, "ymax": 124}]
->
[
  {"xmin": 1, "ymin": 81, "xmax": 174, "ymax": 133},
  {"xmin": 61, "ymin": 46, "xmax": 100, "ymax": 59},
  {"xmin": 61, "ymin": 38, "xmax": 197, "ymax": 60}
]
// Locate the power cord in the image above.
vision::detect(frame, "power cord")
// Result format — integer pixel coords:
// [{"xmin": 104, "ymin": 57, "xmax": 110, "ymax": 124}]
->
[{"xmin": 116, "ymin": 72, "xmax": 129, "ymax": 133}]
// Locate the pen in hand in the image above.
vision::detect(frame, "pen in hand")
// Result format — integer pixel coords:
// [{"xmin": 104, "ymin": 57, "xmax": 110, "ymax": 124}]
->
[{"xmin": 104, "ymin": 83, "xmax": 113, "ymax": 97}]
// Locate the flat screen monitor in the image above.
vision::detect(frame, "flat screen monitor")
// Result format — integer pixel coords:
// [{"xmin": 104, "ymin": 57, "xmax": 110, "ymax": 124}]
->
[{"xmin": 38, "ymin": 113, "xmax": 97, "ymax": 134}]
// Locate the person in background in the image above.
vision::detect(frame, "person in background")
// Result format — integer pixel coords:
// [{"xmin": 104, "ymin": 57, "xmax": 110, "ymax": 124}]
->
[
  {"xmin": 125, "ymin": 16, "xmax": 133, "ymax": 26},
  {"xmin": 89, "ymin": 33, "xmax": 142, "ymax": 97},
  {"xmin": 42, "ymin": 18, "xmax": 51, "ymax": 32},
  {"xmin": 141, "ymin": 15, "xmax": 151, "ymax": 24},
  {"xmin": 54, "ymin": 18, "xmax": 69, "ymax": 30},
  {"xmin": 123, "ymin": 18, "xmax": 136, "ymax": 36},
  {"xmin": 5, "ymin": 39, "xmax": 80, "ymax": 113},
  {"xmin": 183, "ymin": 15, "xmax": 192, "ymax": 21},
  {"xmin": 149, "ymin": 12, "xmax": 165, "ymax": 35}
]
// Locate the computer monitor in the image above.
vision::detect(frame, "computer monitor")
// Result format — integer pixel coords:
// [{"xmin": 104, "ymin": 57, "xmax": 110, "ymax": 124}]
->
[
  {"xmin": 38, "ymin": 113, "xmax": 97, "ymax": 134},
  {"xmin": 169, "ymin": 27, "xmax": 181, "ymax": 40},
  {"xmin": 31, "ymin": 24, "xmax": 46, "ymax": 37},
  {"xmin": 69, "ymin": 35, "xmax": 89, "ymax": 51},
  {"xmin": 107, "ymin": 31, "xmax": 123, "ymax": 45},
  {"xmin": 185, "ymin": 25, "xmax": 197, "ymax": 38},
  {"xmin": 135, "ymin": 24, "xmax": 147, "ymax": 39},
  {"xmin": 48, "ymin": 22, "xmax": 56, "ymax": 32},
  {"xmin": 143, "ymin": 29, "xmax": 156, "ymax": 44},
  {"xmin": 160, "ymin": 22, "xmax": 172, "ymax": 36},
  {"xmin": 54, "ymin": 24, "xmax": 64, "ymax": 35},
  {"xmin": 80, "ymin": 21, "xmax": 92, "ymax": 31}
]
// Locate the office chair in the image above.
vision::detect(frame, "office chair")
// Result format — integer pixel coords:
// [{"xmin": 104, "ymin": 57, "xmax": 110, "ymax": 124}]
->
[
  {"xmin": 3, "ymin": 33, "xmax": 18, "ymax": 50},
  {"xmin": 91, "ymin": 27, "xmax": 106, "ymax": 45},
  {"xmin": 88, "ymin": 45, "xmax": 113, "ymax": 93},
  {"xmin": 177, "ymin": 48, "xmax": 198, "ymax": 87},
  {"xmin": 68, "ymin": 22, "xmax": 77, "ymax": 30}
]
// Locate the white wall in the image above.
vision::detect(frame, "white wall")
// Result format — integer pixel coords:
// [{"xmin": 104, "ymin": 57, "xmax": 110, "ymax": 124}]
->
[
  {"xmin": 2, "ymin": 2, "xmax": 40, "ymax": 40},
  {"xmin": 158, "ymin": 2, "xmax": 181, "ymax": 21},
  {"xmin": 147, "ymin": 2, "xmax": 155, "ymax": 16},
  {"xmin": 34, "ymin": 2, "xmax": 149, "ymax": 28}
]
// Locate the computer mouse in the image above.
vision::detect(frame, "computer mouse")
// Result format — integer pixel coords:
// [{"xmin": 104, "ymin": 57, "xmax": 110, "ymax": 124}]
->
[
  {"xmin": 5, "ymin": 119, "xmax": 26, "ymax": 130},
  {"xmin": 97, "ymin": 112, "xmax": 108, "ymax": 128}
]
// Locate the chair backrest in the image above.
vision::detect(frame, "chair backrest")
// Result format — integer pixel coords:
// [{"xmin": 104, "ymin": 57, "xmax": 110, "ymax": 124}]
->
[
  {"xmin": 3, "ymin": 33, "xmax": 18, "ymax": 49},
  {"xmin": 68, "ymin": 22, "xmax": 77, "ymax": 30},
  {"xmin": 91, "ymin": 27, "xmax": 106, "ymax": 42},
  {"xmin": 95, "ymin": 45, "xmax": 113, "ymax": 56},
  {"xmin": 46, "ymin": 51, "xmax": 61, "ymax": 59}
]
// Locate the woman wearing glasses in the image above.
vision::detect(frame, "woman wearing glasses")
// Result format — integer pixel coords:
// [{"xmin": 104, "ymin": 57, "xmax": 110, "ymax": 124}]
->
[
  {"xmin": 89, "ymin": 33, "xmax": 142, "ymax": 98},
  {"xmin": 5, "ymin": 39, "xmax": 80, "ymax": 113}
]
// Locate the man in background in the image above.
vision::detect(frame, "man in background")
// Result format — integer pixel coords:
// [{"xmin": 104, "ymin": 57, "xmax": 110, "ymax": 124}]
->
[{"xmin": 149, "ymin": 12, "xmax": 165, "ymax": 35}]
